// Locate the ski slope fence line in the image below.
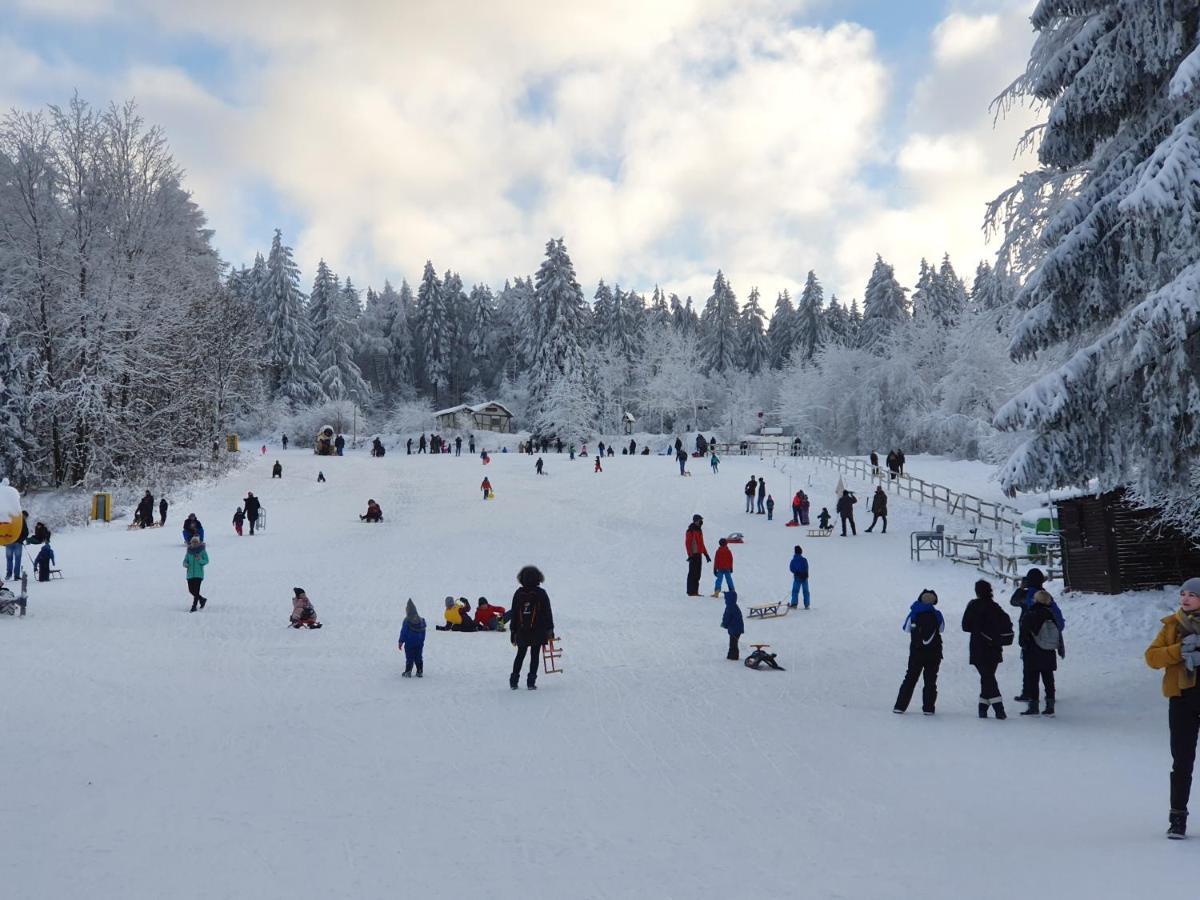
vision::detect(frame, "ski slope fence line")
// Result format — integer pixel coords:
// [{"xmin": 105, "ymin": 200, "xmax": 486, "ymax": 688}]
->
[{"xmin": 796, "ymin": 455, "xmax": 1064, "ymax": 585}]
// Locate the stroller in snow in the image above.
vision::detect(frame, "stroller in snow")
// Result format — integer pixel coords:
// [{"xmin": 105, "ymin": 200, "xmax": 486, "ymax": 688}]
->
[{"xmin": 0, "ymin": 574, "xmax": 28, "ymax": 616}]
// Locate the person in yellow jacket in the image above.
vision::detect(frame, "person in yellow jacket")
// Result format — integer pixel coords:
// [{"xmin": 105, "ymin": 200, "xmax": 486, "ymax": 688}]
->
[
  {"xmin": 1145, "ymin": 577, "xmax": 1200, "ymax": 839},
  {"xmin": 436, "ymin": 596, "xmax": 463, "ymax": 631}
]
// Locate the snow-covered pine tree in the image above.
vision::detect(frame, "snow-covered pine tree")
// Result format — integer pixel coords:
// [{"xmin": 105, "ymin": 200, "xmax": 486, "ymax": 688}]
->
[
  {"xmin": 933, "ymin": 254, "xmax": 968, "ymax": 328},
  {"xmin": 700, "ymin": 271, "xmax": 739, "ymax": 373},
  {"xmin": 308, "ymin": 259, "xmax": 339, "ymax": 347},
  {"xmin": 412, "ymin": 261, "xmax": 452, "ymax": 404},
  {"xmin": 794, "ymin": 270, "xmax": 825, "ymax": 364},
  {"xmin": 858, "ymin": 256, "xmax": 908, "ymax": 351},
  {"xmin": 248, "ymin": 252, "xmax": 269, "ymax": 327},
  {"xmin": 314, "ymin": 278, "xmax": 369, "ymax": 401},
  {"xmin": 767, "ymin": 289, "xmax": 796, "ymax": 367},
  {"xmin": 465, "ymin": 283, "xmax": 495, "ymax": 391},
  {"xmin": 528, "ymin": 238, "xmax": 588, "ymax": 419},
  {"xmin": 737, "ymin": 287, "xmax": 769, "ymax": 374},
  {"xmin": 993, "ymin": 0, "xmax": 1200, "ymax": 500},
  {"xmin": 592, "ymin": 280, "xmax": 618, "ymax": 346},
  {"xmin": 0, "ymin": 312, "xmax": 32, "ymax": 483},
  {"xmin": 848, "ymin": 298, "xmax": 863, "ymax": 344},
  {"xmin": 442, "ymin": 270, "xmax": 471, "ymax": 402},
  {"xmin": 823, "ymin": 294, "xmax": 851, "ymax": 346},
  {"xmin": 910, "ymin": 259, "xmax": 936, "ymax": 322},
  {"xmin": 970, "ymin": 261, "xmax": 1018, "ymax": 311},
  {"xmin": 648, "ymin": 285, "xmax": 671, "ymax": 329},
  {"xmin": 263, "ymin": 229, "xmax": 322, "ymax": 406},
  {"xmin": 617, "ymin": 288, "xmax": 646, "ymax": 362}
]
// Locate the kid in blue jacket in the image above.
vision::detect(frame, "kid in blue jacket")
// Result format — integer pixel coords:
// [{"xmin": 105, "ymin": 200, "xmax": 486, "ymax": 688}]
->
[
  {"xmin": 722, "ymin": 590, "xmax": 744, "ymax": 660},
  {"xmin": 398, "ymin": 599, "xmax": 427, "ymax": 677},
  {"xmin": 789, "ymin": 546, "xmax": 810, "ymax": 609}
]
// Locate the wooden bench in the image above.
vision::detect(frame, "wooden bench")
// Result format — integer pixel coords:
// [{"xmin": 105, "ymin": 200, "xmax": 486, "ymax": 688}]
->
[
  {"xmin": 747, "ymin": 602, "xmax": 787, "ymax": 619},
  {"xmin": 807, "ymin": 527, "xmax": 833, "ymax": 537}
]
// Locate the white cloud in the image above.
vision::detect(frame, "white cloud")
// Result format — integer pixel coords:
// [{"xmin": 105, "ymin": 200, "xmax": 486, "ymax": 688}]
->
[{"xmin": 933, "ymin": 12, "xmax": 1001, "ymax": 66}]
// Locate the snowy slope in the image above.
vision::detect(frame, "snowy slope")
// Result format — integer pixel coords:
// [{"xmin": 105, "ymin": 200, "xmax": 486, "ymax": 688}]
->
[{"xmin": 1, "ymin": 447, "xmax": 1189, "ymax": 900}]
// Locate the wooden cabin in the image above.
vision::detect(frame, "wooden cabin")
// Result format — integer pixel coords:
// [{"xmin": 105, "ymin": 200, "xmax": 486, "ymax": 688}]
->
[
  {"xmin": 433, "ymin": 401, "xmax": 514, "ymax": 434},
  {"xmin": 1055, "ymin": 489, "xmax": 1200, "ymax": 593}
]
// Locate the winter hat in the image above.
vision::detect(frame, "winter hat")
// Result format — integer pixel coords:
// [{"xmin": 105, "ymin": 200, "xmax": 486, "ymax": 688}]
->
[
  {"xmin": 725, "ymin": 590, "xmax": 738, "ymax": 604},
  {"xmin": 1033, "ymin": 590, "xmax": 1054, "ymax": 606},
  {"xmin": 918, "ymin": 589, "xmax": 938, "ymax": 605},
  {"xmin": 478, "ymin": 597, "xmax": 489, "ymax": 606},
  {"xmin": 1024, "ymin": 568, "xmax": 1046, "ymax": 589},
  {"xmin": 405, "ymin": 599, "xmax": 420, "ymax": 623},
  {"xmin": 444, "ymin": 595, "xmax": 456, "ymax": 609},
  {"xmin": 975, "ymin": 579, "xmax": 993, "ymax": 602},
  {"xmin": 1180, "ymin": 578, "xmax": 1200, "ymax": 597},
  {"xmin": 692, "ymin": 514, "xmax": 703, "ymax": 524},
  {"xmin": 293, "ymin": 587, "xmax": 306, "ymax": 597}
]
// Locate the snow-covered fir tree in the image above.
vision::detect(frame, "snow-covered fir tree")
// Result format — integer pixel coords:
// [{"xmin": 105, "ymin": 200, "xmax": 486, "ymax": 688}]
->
[
  {"xmin": 315, "ymin": 278, "xmax": 369, "ymax": 401},
  {"xmin": 823, "ymin": 294, "xmax": 851, "ymax": 346},
  {"xmin": 592, "ymin": 280, "xmax": 618, "ymax": 346},
  {"xmin": 0, "ymin": 312, "xmax": 32, "ymax": 483},
  {"xmin": 858, "ymin": 256, "xmax": 908, "ymax": 351},
  {"xmin": 794, "ymin": 270, "xmax": 825, "ymax": 364},
  {"xmin": 910, "ymin": 259, "xmax": 936, "ymax": 322},
  {"xmin": 465, "ymin": 283, "xmax": 495, "ymax": 391},
  {"xmin": 700, "ymin": 271, "xmax": 739, "ymax": 373},
  {"xmin": 527, "ymin": 238, "xmax": 588, "ymax": 419},
  {"xmin": 767, "ymin": 289, "xmax": 797, "ymax": 367},
  {"xmin": 263, "ymin": 230, "xmax": 322, "ymax": 406},
  {"xmin": 969, "ymin": 261, "xmax": 1017, "ymax": 311},
  {"xmin": 412, "ymin": 261, "xmax": 453, "ymax": 404},
  {"xmin": 616, "ymin": 288, "xmax": 646, "ymax": 363},
  {"xmin": 993, "ymin": 0, "xmax": 1200, "ymax": 508},
  {"xmin": 737, "ymin": 287, "xmax": 769, "ymax": 374},
  {"xmin": 648, "ymin": 286, "xmax": 671, "ymax": 329}
]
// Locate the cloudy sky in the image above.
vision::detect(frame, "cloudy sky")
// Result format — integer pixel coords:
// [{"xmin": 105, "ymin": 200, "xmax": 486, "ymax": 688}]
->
[{"xmin": 0, "ymin": 0, "xmax": 1042, "ymax": 307}]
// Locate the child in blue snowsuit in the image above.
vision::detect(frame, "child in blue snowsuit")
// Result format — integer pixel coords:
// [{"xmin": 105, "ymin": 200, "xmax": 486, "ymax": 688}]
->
[
  {"xmin": 34, "ymin": 542, "xmax": 55, "ymax": 582},
  {"xmin": 789, "ymin": 546, "xmax": 810, "ymax": 609},
  {"xmin": 722, "ymin": 590, "xmax": 744, "ymax": 660},
  {"xmin": 398, "ymin": 599, "xmax": 426, "ymax": 677}
]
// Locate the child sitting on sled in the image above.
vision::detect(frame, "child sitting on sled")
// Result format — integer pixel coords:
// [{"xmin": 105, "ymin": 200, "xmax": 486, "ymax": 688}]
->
[{"xmin": 290, "ymin": 587, "xmax": 322, "ymax": 629}]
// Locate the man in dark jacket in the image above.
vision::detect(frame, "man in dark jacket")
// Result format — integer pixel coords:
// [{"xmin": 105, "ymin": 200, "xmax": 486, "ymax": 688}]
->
[
  {"xmin": 744, "ymin": 477, "xmax": 757, "ymax": 513},
  {"xmin": 885, "ymin": 450, "xmax": 899, "ymax": 480},
  {"xmin": 509, "ymin": 565, "xmax": 555, "ymax": 690},
  {"xmin": 243, "ymin": 492, "xmax": 262, "ymax": 536},
  {"xmin": 685, "ymin": 515, "xmax": 710, "ymax": 596},
  {"xmin": 455, "ymin": 435, "xmax": 462, "ymax": 456},
  {"xmin": 836, "ymin": 491, "xmax": 857, "ymax": 536},
  {"xmin": 865, "ymin": 486, "xmax": 887, "ymax": 533},
  {"xmin": 1009, "ymin": 567, "xmax": 1066, "ymax": 703},
  {"xmin": 158, "ymin": 497, "xmax": 168, "ymax": 527},
  {"xmin": 334, "ymin": 434, "xmax": 346, "ymax": 456},
  {"xmin": 756, "ymin": 477, "xmax": 767, "ymax": 514},
  {"xmin": 894, "ymin": 589, "xmax": 944, "ymax": 714},
  {"xmin": 136, "ymin": 491, "xmax": 155, "ymax": 529},
  {"xmin": 870, "ymin": 451, "xmax": 879, "ymax": 476},
  {"xmin": 5, "ymin": 511, "xmax": 28, "ymax": 579},
  {"xmin": 961, "ymin": 579, "xmax": 1014, "ymax": 718}
]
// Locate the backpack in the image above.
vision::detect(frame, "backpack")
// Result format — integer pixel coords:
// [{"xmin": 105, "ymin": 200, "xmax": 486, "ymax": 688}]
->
[
  {"xmin": 515, "ymin": 595, "xmax": 538, "ymax": 631},
  {"xmin": 1034, "ymin": 618, "xmax": 1060, "ymax": 651}
]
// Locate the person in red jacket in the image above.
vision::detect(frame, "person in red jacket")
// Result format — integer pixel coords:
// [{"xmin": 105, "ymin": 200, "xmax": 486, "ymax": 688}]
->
[
  {"xmin": 711, "ymin": 537, "xmax": 734, "ymax": 597},
  {"xmin": 481, "ymin": 477, "xmax": 492, "ymax": 499},
  {"xmin": 685, "ymin": 514, "xmax": 710, "ymax": 597},
  {"xmin": 475, "ymin": 597, "xmax": 507, "ymax": 630}
]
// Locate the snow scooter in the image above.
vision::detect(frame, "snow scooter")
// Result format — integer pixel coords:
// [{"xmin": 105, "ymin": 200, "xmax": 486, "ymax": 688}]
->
[{"xmin": 744, "ymin": 644, "xmax": 784, "ymax": 670}]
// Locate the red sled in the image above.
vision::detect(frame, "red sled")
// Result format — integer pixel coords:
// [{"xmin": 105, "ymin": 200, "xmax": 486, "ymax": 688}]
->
[{"xmin": 725, "ymin": 532, "xmax": 745, "ymax": 544}]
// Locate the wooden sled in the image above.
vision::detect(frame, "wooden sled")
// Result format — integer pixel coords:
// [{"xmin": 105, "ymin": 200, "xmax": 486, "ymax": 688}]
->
[
  {"xmin": 807, "ymin": 527, "xmax": 834, "ymax": 537},
  {"xmin": 747, "ymin": 601, "xmax": 788, "ymax": 619},
  {"xmin": 542, "ymin": 637, "xmax": 564, "ymax": 674}
]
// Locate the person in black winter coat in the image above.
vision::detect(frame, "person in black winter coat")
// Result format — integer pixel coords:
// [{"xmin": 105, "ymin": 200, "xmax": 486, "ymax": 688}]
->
[
  {"xmin": 158, "ymin": 497, "xmax": 168, "ymax": 526},
  {"xmin": 1019, "ymin": 590, "xmax": 1063, "ymax": 716},
  {"xmin": 744, "ymin": 477, "xmax": 757, "ymax": 513},
  {"xmin": 509, "ymin": 565, "xmax": 555, "ymax": 690},
  {"xmin": 865, "ymin": 487, "xmax": 887, "ymax": 533},
  {"xmin": 894, "ymin": 589, "xmax": 944, "ymax": 715},
  {"xmin": 836, "ymin": 491, "xmax": 857, "ymax": 536},
  {"xmin": 272, "ymin": 460, "xmax": 283, "ymax": 478},
  {"xmin": 243, "ymin": 492, "xmax": 262, "ymax": 535},
  {"xmin": 136, "ymin": 491, "xmax": 155, "ymax": 528},
  {"xmin": 870, "ymin": 451, "xmax": 879, "ymax": 476},
  {"xmin": 961, "ymin": 579, "xmax": 1014, "ymax": 719}
]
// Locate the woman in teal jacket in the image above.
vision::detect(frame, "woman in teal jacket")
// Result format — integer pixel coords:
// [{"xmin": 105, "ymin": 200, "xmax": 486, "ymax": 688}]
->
[{"xmin": 183, "ymin": 536, "xmax": 209, "ymax": 612}]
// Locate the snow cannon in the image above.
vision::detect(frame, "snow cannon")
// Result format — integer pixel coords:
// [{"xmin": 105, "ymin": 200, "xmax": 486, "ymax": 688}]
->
[
  {"xmin": 315, "ymin": 426, "xmax": 336, "ymax": 456},
  {"xmin": 0, "ymin": 480, "xmax": 22, "ymax": 546}
]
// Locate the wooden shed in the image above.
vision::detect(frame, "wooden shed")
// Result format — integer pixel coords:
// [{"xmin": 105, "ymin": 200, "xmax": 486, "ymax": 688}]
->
[
  {"xmin": 433, "ymin": 401, "xmax": 514, "ymax": 434},
  {"xmin": 1055, "ymin": 489, "xmax": 1200, "ymax": 593}
]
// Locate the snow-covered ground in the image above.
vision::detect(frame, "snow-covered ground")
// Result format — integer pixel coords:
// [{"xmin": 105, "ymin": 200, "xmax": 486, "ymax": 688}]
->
[{"xmin": 2, "ymin": 445, "xmax": 1190, "ymax": 899}]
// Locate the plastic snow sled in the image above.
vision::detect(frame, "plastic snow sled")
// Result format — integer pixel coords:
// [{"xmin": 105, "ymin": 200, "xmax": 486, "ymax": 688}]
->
[
  {"xmin": 747, "ymin": 601, "xmax": 787, "ymax": 619},
  {"xmin": 807, "ymin": 527, "xmax": 833, "ymax": 537},
  {"xmin": 745, "ymin": 644, "xmax": 785, "ymax": 670},
  {"xmin": 725, "ymin": 532, "xmax": 744, "ymax": 544}
]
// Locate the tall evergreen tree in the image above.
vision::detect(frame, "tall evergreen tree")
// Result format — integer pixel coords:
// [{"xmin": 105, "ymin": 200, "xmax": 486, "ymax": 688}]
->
[
  {"xmin": 911, "ymin": 258, "xmax": 936, "ymax": 322},
  {"xmin": 737, "ymin": 287, "xmax": 769, "ymax": 374},
  {"xmin": 0, "ymin": 312, "xmax": 31, "ymax": 483},
  {"xmin": 858, "ymin": 256, "xmax": 908, "ymax": 351},
  {"xmin": 465, "ymin": 283, "xmax": 495, "ymax": 391},
  {"xmin": 616, "ymin": 288, "xmax": 647, "ymax": 362},
  {"xmin": 700, "ymin": 271, "xmax": 739, "ymax": 373},
  {"xmin": 848, "ymin": 298, "xmax": 863, "ymax": 344},
  {"xmin": 592, "ymin": 280, "xmax": 618, "ymax": 346},
  {"xmin": 823, "ymin": 294, "xmax": 851, "ymax": 346},
  {"xmin": 992, "ymin": 0, "xmax": 1200, "ymax": 499},
  {"xmin": 970, "ymin": 260, "xmax": 1017, "ymax": 311},
  {"xmin": 413, "ymin": 261, "xmax": 452, "ymax": 404},
  {"xmin": 314, "ymin": 278, "xmax": 369, "ymax": 401},
  {"xmin": 932, "ymin": 254, "xmax": 968, "ymax": 328},
  {"xmin": 794, "ymin": 270, "xmax": 825, "ymax": 363},
  {"xmin": 767, "ymin": 290, "xmax": 796, "ymax": 368},
  {"xmin": 263, "ymin": 229, "xmax": 322, "ymax": 405},
  {"xmin": 648, "ymin": 285, "xmax": 671, "ymax": 329},
  {"xmin": 528, "ymin": 238, "xmax": 588, "ymax": 418}
]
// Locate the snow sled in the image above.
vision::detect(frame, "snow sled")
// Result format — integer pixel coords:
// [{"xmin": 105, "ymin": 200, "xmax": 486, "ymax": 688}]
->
[
  {"xmin": 748, "ymin": 601, "xmax": 787, "ymax": 619},
  {"xmin": 744, "ymin": 644, "xmax": 785, "ymax": 670},
  {"xmin": 0, "ymin": 574, "xmax": 27, "ymax": 616},
  {"xmin": 807, "ymin": 527, "xmax": 833, "ymax": 537},
  {"xmin": 725, "ymin": 532, "xmax": 744, "ymax": 544}
]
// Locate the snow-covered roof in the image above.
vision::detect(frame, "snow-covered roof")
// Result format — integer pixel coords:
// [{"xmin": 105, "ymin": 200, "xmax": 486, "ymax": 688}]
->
[{"xmin": 432, "ymin": 404, "xmax": 471, "ymax": 417}]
